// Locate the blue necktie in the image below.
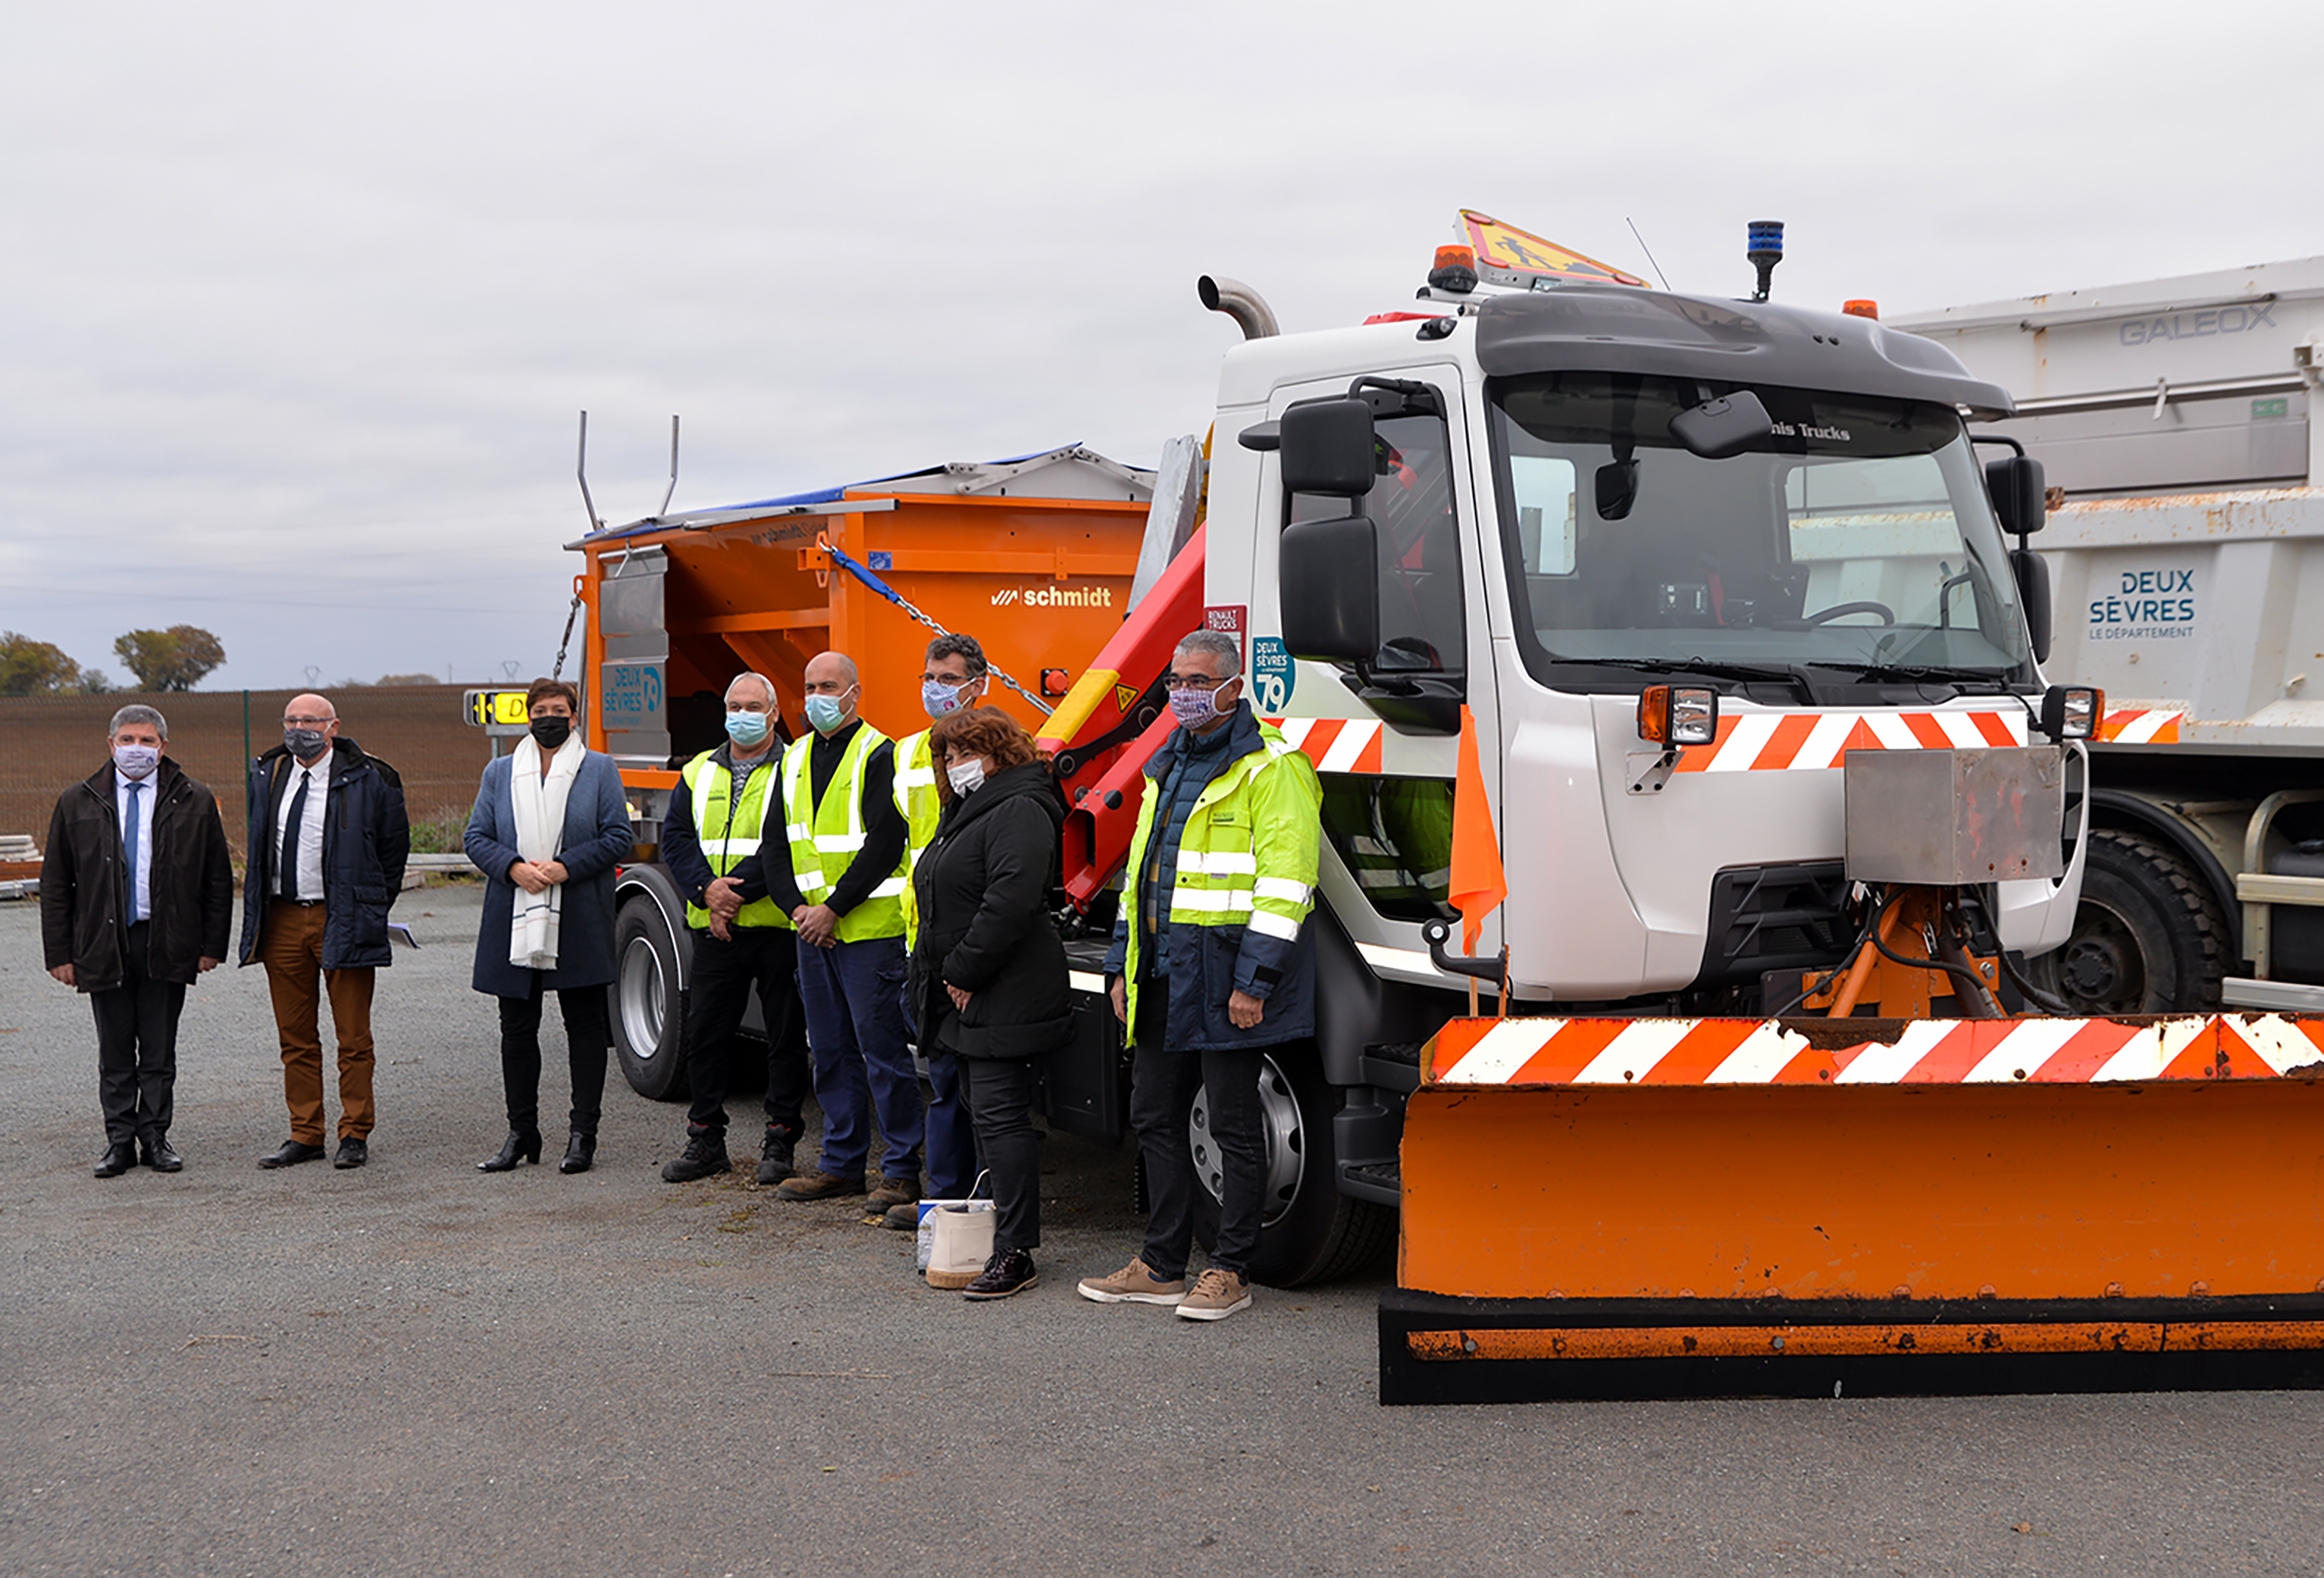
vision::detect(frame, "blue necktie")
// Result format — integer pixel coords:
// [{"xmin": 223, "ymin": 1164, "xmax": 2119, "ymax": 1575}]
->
[
  {"xmin": 124, "ymin": 781, "xmax": 143, "ymax": 925},
  {"xmin": 279, "ymin": 770, "xmax": 309, "ymax": 900}
]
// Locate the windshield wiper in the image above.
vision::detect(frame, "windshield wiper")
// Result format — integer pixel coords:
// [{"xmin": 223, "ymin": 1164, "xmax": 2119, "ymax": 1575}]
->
[
  {"xmin": 1835, "ymin": 662, "xmax": 2022, "ymax": 693},
  {"xmin": 1546, "ymin": 655, "xmax": 1822, "ymax": 704}
]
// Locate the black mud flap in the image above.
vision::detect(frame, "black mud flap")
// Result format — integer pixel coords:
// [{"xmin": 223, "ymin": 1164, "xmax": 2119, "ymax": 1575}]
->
[{"xmin": 1378, "ymin": 1290, "xmax": 2324, "ymax": 1406}]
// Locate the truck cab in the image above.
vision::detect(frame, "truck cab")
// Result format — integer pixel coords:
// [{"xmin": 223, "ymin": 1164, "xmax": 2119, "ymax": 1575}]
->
[{"xmin": 1160, "ymin": 269, "xmax": 2094, "ymax": 1280}]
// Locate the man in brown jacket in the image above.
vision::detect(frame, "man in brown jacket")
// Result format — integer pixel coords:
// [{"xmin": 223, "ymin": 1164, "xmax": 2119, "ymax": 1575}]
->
[{"xmin": 41, "ymin": 703, "xmax": 234, "ymax": 1177}]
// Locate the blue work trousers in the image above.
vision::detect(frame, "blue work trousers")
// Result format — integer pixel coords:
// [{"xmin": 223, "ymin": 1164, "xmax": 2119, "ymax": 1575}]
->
[{"xmin": 798, "ymin": 935, "xmax": 924, "ymax": 1183}]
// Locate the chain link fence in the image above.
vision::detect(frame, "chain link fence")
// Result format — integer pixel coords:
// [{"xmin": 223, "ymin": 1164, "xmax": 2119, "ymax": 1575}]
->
[{"xmin": 0, "ymin": 688, "xmax": 493, "ymax": 859}]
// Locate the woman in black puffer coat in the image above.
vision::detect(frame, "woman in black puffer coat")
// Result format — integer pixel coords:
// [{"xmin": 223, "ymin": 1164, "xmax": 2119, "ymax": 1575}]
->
[{"xmin": 908, "ymin": 707, "xmax": 1071, "ymax": 1301}]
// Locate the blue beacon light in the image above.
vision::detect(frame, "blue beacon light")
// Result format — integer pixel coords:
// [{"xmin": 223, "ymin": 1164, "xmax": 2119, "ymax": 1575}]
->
[{"xmin": 1747, "ymin": 219, "xmax": 1784, "ymax": 303}]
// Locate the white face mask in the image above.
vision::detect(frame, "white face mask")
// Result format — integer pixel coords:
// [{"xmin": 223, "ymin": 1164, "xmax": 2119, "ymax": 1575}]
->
[
  {"xmin": 947, "ymin": 758, "xmax": 986, "ymax": 796},
  {"xmin": 113, "ymin": 744, "xmax": 160, "ymax": 780}
]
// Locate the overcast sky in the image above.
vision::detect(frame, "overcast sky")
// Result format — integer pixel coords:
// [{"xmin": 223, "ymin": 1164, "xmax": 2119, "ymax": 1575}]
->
[{"xmin": 5, "ymin": 0, "xmax": 2318, "ymax": 691}]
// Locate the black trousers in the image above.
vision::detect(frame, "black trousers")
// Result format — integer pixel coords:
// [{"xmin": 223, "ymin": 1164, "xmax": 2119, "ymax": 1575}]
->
[
  {"xmin": 92, "ymin": 922, "xmax": 185, "ymax": 1146},
  {"xmin": 1127, "ymin": 992, "xmax": 1267, "ymax": 1281},
  {"xmin": 682, "ymin": 924, "xmax": 812, "ymax": 1140},
  {"xmin": 955, "ymin": 1053, "xmax": 1040, "ymax": 1251},
  {"xmin": 498, "ymin": 975, "xmax": 610, "ymax": 1136}
]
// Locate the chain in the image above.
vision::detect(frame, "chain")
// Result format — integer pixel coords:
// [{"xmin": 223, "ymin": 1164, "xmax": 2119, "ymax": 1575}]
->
[
  {"xmin": 550, "ymin": 590, "xmax": 582, "ymax": 683},
  {"xmin": 818, "ymin": 534, "xmax": 1053, "ymax": 715}
]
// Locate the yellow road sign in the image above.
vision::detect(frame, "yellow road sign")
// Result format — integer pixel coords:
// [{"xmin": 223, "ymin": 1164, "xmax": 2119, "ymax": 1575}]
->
[{"xmin": 464, "ymin": 690, "xmax": 530, "ymax": 727}]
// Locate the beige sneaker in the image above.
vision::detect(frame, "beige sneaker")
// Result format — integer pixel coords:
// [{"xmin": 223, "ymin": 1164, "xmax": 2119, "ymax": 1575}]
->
[
  {"xmin": 1076, "ymin": 1257, "xmax": 1188, "ymax": 1305},
  {"xmin": 1176, "ymin": 1268, "xmax": 1253, "ymax": 1322}
]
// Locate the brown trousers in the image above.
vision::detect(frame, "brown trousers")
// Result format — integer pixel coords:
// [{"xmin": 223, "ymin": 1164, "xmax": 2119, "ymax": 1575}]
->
[{"xmin": 257, "ymin": 902, "xmax": 376, "ymax": 1143}]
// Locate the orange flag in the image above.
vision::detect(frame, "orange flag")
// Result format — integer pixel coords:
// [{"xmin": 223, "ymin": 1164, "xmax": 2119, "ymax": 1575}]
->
[{"xmin": 1448, "ymin": 704, "xmax": 1508, "ymax": 955}]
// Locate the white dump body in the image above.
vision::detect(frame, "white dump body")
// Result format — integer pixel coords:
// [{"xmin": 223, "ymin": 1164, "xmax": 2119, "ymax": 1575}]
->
[{"xmin": 1899, "ymin": 259, "xmax": 2324, "ymax": 751}]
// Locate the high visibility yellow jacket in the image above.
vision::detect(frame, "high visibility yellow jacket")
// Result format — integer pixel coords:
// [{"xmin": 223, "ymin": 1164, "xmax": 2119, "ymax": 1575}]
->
[
  {"xmin": 1103, "ymin": 704, "xmax": 1321, "ymax": 1051},
  {"xmin": 678, "ymin": 750, "xmax": 785, "ymax": 930},
  {"xmin": 892, "ymin": 728, "xmax": 941, "ymax": 948},
  {"xmin": 780, "ymin": 722, "xmax": 906, "ymax": 942}
]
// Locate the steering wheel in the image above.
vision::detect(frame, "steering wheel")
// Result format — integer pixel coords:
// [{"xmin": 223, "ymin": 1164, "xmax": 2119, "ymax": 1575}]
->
[{"xmin": 1801, "ymin": 600, "xmax": 1896, "ymax": 627}]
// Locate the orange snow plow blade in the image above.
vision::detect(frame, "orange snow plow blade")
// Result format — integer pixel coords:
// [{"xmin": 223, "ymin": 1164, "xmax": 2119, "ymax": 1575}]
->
[{"xmin": 1381, "ymin": 1013, "xmax": 2324, "ymax": 1403}]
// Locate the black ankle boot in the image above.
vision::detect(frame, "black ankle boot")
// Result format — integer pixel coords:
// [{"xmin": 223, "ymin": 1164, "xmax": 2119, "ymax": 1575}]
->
[
  {"xmin": 478, "ymin": 1130, "xmax": 542, "ymax": 1172},
  {"xmin": 559, "ymin": 1132, "xmax": 596, "ymax": 1175}
]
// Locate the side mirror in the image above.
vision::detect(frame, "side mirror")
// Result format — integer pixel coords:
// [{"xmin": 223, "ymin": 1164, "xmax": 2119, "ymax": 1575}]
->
[
  {"xmin": 1280, "ymin": 515, "xmax": 1379, "ymax": 662},
  {"xmin": 1988, "ymin": 455, "xmax": 2047, "ymax": 536},
  {"xmin": 2011, "ymin": 547, "xmax": 2052, "ymax": 663},
  {"xmin": 1279, "ymin": 397, "xmax": 1377, "ymax": 498},
  {"xmin": 2038, "ymin": 684, "xmax": 2104, "ymax": 742},
  {"xmin": 1669, "ymin": 390, "xmax": 1773, "ymax": 459}
]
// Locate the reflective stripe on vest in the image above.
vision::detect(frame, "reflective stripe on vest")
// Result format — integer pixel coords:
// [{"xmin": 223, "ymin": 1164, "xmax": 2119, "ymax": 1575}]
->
[
  {"xmin": 894, "ymin": 730, "xmax": 942, "ymax": 948},
  {"xmin": 780, "ymin": 723, "xmax": 906, "ymax": 941}
]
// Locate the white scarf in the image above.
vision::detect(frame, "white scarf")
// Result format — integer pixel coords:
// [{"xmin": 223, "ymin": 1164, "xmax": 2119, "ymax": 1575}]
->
[{"xmin": 510, "ymin": 735, "xmax": 584, "ymax": 969}]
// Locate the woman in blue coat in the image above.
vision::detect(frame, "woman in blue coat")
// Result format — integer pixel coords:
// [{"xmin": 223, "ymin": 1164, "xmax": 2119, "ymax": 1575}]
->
[{"xmin": 462, "ymin": 679, "xmax": 634, "ymax": 1174}]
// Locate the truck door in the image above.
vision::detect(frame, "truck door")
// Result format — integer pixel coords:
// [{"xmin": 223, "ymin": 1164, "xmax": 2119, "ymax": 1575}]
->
[{"xmin": 1265, "ymin": 366, "xmax": 1502, "ymax": 980}]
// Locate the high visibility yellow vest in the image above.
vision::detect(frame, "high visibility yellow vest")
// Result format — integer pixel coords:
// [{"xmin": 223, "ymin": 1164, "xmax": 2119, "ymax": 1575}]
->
[
  {"xmin": 780, "ymin": 722, "xmax": 906, "ymax": 942},
  {"xmin": 1119, "ymin": 721, "xmax": 1321, "ymax": 1031},
  {"xmin": 893, "ymin": 728, "xmax": 941, "ymax": 948},
  {"xmin": 681, "ymin": 750, "xmax": 785, "ymax": 930}
]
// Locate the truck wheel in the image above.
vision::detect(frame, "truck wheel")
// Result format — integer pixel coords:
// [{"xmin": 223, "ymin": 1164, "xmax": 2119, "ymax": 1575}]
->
[
  {"xmin": 1189, "ymin": 1048, "xmax": 1394, "ymax": 1288},
  {"xmin": 2029, "ymin": 827, "xmax": 2230, "ymax": 1014},
  {"xmin": 612, "ymin": 895, "xmax": 690, "ymax": 1100}
]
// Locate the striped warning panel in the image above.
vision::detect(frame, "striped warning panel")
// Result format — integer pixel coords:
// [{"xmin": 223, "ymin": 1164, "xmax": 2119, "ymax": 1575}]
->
[
  {"xmin": 1265, "ymin": 716, "xmax": 1384, "ymax": 773},
  {"xmin": 1672, "ymin": 708, "xmax": 2026, "ymax": 772},
  {"xmin": 1426, "ymin": 1014, "xmax": 2324, "ymax": 1086},
  {"xmin": 2097, "ymin": 707, "xmax": 2184, "ymax": 744}
]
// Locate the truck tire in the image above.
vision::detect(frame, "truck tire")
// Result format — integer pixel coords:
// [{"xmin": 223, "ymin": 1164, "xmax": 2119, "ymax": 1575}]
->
[
  {"xmin": 612, "ymin": 893, "xmax": 691, "ymax": 1100},
  {"xmin": 1189, "ymin": 1047, "xmax": 1395, "ymax": 1288},
  {"xmin": 2029, "ymin": 827, "xmax": 2230, "ymax": 1014}
]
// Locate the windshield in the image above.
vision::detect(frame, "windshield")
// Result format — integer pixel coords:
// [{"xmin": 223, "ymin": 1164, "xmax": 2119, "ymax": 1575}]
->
[{"xmin": 1488, "ymin": 373, "xmax": 2033, "ymax": 695}]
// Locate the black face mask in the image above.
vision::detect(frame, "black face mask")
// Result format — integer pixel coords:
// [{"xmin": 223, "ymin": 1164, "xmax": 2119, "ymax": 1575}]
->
[{"xmin": 529, "ymin": 715, "xmax": 573, "ymax": 750}]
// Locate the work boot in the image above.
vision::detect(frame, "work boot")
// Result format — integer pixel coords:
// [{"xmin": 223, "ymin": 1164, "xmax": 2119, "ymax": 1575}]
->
[
  {"xmin": 756, "ymin": 1125, "xmax": 796, "ymax": 1185},
  {"xmin": 865, "ymin": 1176, "xmax": 919, "ymax": 1213},
  {"xmin": 775, "ymin": 1170, "xmax": 867, "ymax": 1202},
  {"xmin": 660, "ymin": 1124, "xmax": 730, "ymax": 1184},
  {"xmin": 882, "ymin": 1201, "xmax": 919, "ymax": 1232}
]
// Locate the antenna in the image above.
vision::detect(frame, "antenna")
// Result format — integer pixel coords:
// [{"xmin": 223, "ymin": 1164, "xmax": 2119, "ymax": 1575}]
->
[
  {"xmin": 1624, "ymin": 217, "xmax": 1672, "ymax": 291},
  {"xmin": 658, "ymin": 415, "xmax": 681, "ymax": 518},
  {"xmin": 576, "ymin": 411, "xmax": 601, "ymax": 534}
]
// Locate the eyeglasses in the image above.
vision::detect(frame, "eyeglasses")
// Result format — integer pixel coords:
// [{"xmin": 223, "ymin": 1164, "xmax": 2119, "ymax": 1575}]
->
[
  {"xmin": 1163, "ymin": 673, "xmax": 1232, "ymax": 692},
  {"xmin": 282, "ymin": 715, "xmax": 335, "ymax": 726}
]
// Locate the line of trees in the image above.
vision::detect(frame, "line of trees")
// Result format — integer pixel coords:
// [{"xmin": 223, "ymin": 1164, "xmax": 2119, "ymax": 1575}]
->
[
  {"xmin": 1, "ymin": 628, "xmax": 457, "ymax": 696},
  {"xmin": 1, "ymin": 626, "xmax": 227, "ymax": 695}
]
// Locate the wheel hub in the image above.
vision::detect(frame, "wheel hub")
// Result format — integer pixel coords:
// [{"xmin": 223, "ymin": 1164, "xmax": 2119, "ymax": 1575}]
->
[
  {"xmin": 1189, "ymin": 1054, "xmax": 1307, "ymax": 1228},
  {"xmin": 618, "ymin": 936, "xmax": 666, "ymax": 1062}
]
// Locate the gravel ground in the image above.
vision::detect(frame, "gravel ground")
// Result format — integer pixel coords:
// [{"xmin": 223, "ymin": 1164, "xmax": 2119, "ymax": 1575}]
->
[{"xmin": 4, "ymin": 883, "xmax": 2322, "ymax": 1577}]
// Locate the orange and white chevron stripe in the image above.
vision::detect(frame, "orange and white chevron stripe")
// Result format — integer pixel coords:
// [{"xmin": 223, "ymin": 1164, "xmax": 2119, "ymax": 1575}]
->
[
  {"xmin": 2097, "ymin": 707, "xmax": 2184, "ymax": 744},
  {"xmin": 1673, "ymin": 708, "xmax": 2027, "ymax": 773},
  {"xmin": 1426, "ymin": 1013, "xmax": 2324, "ymax": 1087},
  {"xmin": 1265, "ymin": 716, "xmax": 1384, "ymax": 773}
]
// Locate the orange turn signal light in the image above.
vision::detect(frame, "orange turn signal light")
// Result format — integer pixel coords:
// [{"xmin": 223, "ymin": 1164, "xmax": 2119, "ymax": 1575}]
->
[
  {"xmin": 1842, "ymin": 299, "xmax": 1880, "ymax": 320},
  {"xmin": 1638, "ymin": 685, "xmax": 1720, "ymax": 747}
]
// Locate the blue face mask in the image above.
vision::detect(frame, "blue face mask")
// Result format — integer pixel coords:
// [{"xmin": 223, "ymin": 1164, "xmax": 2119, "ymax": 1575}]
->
[
  {"xmin": 804, "ymin": 687, "xmax": 856, "ymax": 735},
  {"xmin": 724, "ymin": 709, "xmax": 771, "ymax": 748}
]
